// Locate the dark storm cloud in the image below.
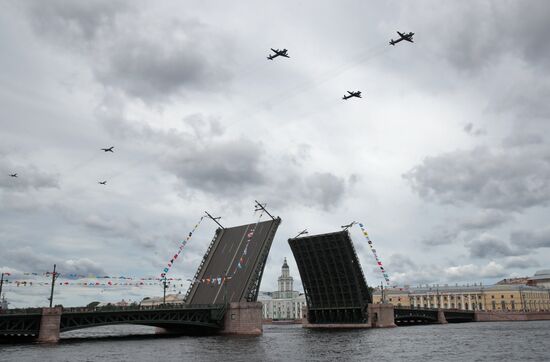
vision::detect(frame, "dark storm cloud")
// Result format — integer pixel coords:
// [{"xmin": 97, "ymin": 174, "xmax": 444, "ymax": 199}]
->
[
  {"xmin": 510, "ymin": 227, "xmax": 550, "ymax": 249},
  {"xmin": 404, "ymin": 147, "xmax": 550, "ymax": 211},
  {"xmin": 459, "ymin": 210, "xmax": 511, "ymax": 231},
  {"xmin": 466, "ymin": 235, "xmax": 520, "ymax": 259},
  {"xmin": 2, "ymin": 247, "xmax": 105, "ymax": 276},
  {"xmin": 502, "ymin": 133, "xmax": 544, "ymax": 148},
  {"xmin": 23, "ymin": 1, "xmax": 232, "ymax": 100},
  {"xmin": 502, "ymin": 256, "xmax": 540, "ymax": 270},
  {"xmin": 168, "ymin": 138, "xmax": 266, "ymax": 195},
  {"xmin": 386, "ymin": 254, "xmax": 417, "ymax": 273},
  {"xmin": 302, "ymin": 172, "xmax": 347, "ymax": 210},
  {"xmin": 415, "ymin": 2, "xmax": 550, "ymax": 73},
  {"xmin": 25, "ymin": 0, "xmax": 129, "ymax": 44},
  {"xmin": 421, "ymin": 210, "xmax": 511, "ymax": 246}
]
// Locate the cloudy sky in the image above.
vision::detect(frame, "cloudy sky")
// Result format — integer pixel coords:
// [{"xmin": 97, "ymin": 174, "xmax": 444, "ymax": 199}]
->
[{"xmin": 1, "ymin": 1, "xmax": 549, "ymax": 307}]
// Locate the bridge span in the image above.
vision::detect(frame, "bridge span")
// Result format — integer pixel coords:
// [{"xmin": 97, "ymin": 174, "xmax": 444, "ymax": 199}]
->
[
  {"xmin": 0, "ymin": 304, "xmax": 226, "ymax": 341},
  {"xmin": 394, "ymin": 306, "xmax": 475, "ymax": 325}
]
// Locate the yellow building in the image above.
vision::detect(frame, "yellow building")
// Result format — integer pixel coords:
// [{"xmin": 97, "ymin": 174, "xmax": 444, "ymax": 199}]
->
[{"xmin": 373, "ymin": 284, "xmax": 550, "ymax": 312}]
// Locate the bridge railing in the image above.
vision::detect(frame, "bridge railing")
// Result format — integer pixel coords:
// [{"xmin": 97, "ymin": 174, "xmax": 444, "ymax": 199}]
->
[{"xmin": 1, "ymin": 303, "xmax": 227, "ymax": 315}]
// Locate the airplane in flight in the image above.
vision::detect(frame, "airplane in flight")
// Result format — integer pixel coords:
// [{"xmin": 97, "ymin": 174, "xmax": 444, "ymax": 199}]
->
[
  {"xmin": 389, "ymin": 31, "xmax": 414, "ymax": 46},
  {"xmin": 267, "ymin": 48, "xmax": 290, "ymax": 60},
  {"xmin": 98, "ymin": 181, "xmax": 107, "ymax": 185},
  {"xmin": 9, "ymin": 173, "xmax": 17, "ymax": 178},
  {"xmin": 101, "ymin": 146, "xmax": 114, "ymax": 152},
  {"xmin": 342, "ymin": 91, "xmax": 362, "ymax": 100}
]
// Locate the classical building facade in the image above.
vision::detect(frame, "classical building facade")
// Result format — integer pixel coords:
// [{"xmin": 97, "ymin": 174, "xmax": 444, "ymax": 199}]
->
[
  {"xmin": 373, "ymin": 283, "xmax": 550, "ymax": 312},
  {"xmin": 259, "ymin": 258, "xmax": 306, "ymax": 320}
]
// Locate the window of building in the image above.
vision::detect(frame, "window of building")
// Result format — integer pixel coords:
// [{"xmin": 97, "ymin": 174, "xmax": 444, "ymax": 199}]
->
[
  {"xmin": 510, "ymin": 295, "xmax": 514, "ymax": 298},
  {"xmin": 501, "ymin": 295, "xmax": 504, "ymax": 299},
  {"xmin": 492, "ymin": 301, "xmax": 496, "ymax": 310},
  {"xmin": 491, "ymin": 295, "xmax": 495, "ymax": 299}
]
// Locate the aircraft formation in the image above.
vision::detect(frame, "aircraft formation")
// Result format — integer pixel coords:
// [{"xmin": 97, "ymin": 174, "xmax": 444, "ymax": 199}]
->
[
  {"xmin": 268, "ymin": 30, "xmax": 414, "ymax": 102},
  {"xmin": 8, "ymin": 147, "xmax": 114, "ymax": 186},
  {"xmin": 8, "ymin": 31, "xmax": 414, "ymax": 184}
]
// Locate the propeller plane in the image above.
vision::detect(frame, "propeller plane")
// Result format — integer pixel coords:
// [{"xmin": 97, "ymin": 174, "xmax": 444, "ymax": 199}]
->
[
  {"xmin": 342, "ymin": 91, "xmax": 362, "ymax": 100},
  {"xmin": 267, "ymin": 48, "xmax": 290, "ymax": 60},
  {"xmin": 9, "ymin": 173, "xmax": 17, "ymax": 178},
  {"xmin": 98, "ymin": 181, "xmax": 107, "ymax": 185},
  {"xmin": 101, "ymin": 146, "xmax": 114, "ymax": 153},
  {"xmin": 389, "ymin": 31, "xmax": 414, "ymax": 46}
]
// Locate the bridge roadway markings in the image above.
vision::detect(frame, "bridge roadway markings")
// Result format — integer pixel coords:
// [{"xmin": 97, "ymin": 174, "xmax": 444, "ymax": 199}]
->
[
  {"xmin": 213, "ymin": 224, "xmax": 251, "ymax": 304},
  {"xmin": 187, "ymin": 219, "xmax": 278, "ymax": 305}
]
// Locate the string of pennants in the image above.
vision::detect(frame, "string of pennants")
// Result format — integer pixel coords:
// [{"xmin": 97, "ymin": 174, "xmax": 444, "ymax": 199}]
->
[
  {"xmin": 357, "ymin": 222, "xmax": 390, "ymax": 286},
  {"xmin": 233, "ymin": 209, "xmax": 264, "ymax": 275},
  {"xmin": 160, "ymin": 216, "xmax": 204, "ymax": 279},
  {"xmin": 2, "ymin": 280, "xmax": 173, "ymax": 287},
  {"xmin": 189, "ymin": 276, "xmax": 232, "ymax": 286},
  {"xmin": 2, "ymin": 272, "xmax": 183, "ymax": 281}
]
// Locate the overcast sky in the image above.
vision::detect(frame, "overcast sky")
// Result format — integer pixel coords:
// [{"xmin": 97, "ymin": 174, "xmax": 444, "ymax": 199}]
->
[{"xmin": 1, "ymin": 1, "xmax": 550, "ymax": 307}]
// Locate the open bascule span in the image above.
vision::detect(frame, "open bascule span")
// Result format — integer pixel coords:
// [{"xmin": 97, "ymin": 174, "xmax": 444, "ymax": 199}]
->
[{"xmin": 0, "ymin": 216, "xmax": 281, "ymax": 342}]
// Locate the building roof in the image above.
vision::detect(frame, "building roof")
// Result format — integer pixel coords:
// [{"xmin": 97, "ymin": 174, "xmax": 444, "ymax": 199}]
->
[
  {"xmin": 373, "ymin": 283, "xmax": 548, "ymax": 295},
  {"xmin": 528, "ymin": 269, "xmax": 550, "ymax": 281},
  {"xmin": 282, "ymin": 257, "xmax": 289, "ymax": 269}
]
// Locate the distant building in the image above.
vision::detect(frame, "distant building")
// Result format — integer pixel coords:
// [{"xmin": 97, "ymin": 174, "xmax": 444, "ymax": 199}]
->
[
  {"xmin": 528, "ymin": 270, "xmax": 550, "ymax": 289},
  {"xmin": 259, "ymin": 258, "xmax": 306, "ymax": 320},
  {"xmin": 373, "ymin": 283, "xmax": 550, "ymax": 312},
  {"xmin": 140, "ymin": 293, "xmax": 185, "ymax": 307}
]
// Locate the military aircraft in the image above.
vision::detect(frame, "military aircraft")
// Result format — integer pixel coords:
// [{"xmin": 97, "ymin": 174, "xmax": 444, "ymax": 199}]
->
[
  {"xmin": 389, "ymin": 31, "xmax": 414, "ymax": 46},
  {"xmin": 101, "ymin": 146, "xmax": 114, "ymax": 152},
  {"xmin": 9, "ymin": 173, "xmax": 17, "ymax": 178},
  {"xmin": 267, "ymin": 48, "xmax": 290, "ymax": 60},
  {"xmin": 342, "ymin": 91, "xmax": 362, "ymax": 100},
  {"xmin": 98, "ymin": 181, "xmax": 107, "ymax": 185}
]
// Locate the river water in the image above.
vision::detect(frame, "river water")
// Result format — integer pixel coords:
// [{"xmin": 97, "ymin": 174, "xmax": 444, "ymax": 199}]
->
[{"xmin": 1, "ymin": 321, "xmax": 549, "ymax": 361}]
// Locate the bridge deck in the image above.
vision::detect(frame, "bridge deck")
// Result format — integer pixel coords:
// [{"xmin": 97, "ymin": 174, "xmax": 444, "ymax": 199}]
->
[
  {"xmin": 289, "ymin": 230, "xmax": 371, "ymax": 324},
  {"xmin": 186, "ymin": 218, "xmax": 281, "ymax": 305}
]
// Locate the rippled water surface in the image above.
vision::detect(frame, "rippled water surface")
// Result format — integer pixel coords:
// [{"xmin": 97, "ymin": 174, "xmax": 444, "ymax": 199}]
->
[{"xmin": 1, "ymin": 321, "xmax": 549, "ymax": 361}]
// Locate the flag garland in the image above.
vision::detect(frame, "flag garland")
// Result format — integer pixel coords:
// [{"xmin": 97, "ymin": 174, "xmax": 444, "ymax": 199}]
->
[
  {"xmin": 160, "ymin": 216, "xmax": 204, "ymax": 278},
  {"xmin": 232, "ymin": 209, "xmax": 264, "ymax": 275},
  {"xmin": 357, "ymin": 222, "xmax": 390, "ymax": 286},
  {"xmin": 5, "ymin": 273, "xmax": 183, "ymax": 281}
]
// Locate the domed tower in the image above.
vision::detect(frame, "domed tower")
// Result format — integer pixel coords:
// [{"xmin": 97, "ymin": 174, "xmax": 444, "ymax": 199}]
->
[{"xmin": 277, "ymin": 258, "xmax": 293, "ymax": 298}]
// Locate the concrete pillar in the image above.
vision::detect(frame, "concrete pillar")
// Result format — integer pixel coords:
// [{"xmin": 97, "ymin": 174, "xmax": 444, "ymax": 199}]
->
[
  {"xmin": 437, "ymin": 309, "xmax": 448, "ymax": 324},
  {"xmin": 37, "ymin": 307, "xmax": 62, "ymax": 343},
  {"xmin": 221, "ymin": 301, "xmax": 262, "ymax": 335},
  {"xmin": 368, "ymin": 303, "xmax": 396, "ymax": 328}
]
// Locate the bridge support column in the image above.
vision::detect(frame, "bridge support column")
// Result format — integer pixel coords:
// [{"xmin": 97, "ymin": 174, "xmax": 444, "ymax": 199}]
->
[
  {"xmin": 37, "ymin": 307, "xmax": 62, "ymax": 343},
  {"xmin": 221, "ymin": 302, "xmax": 262, "ymax": 335},
  {"xmin": 437, "ymin": 309, "xmax": 448, "ymax": 324},
  {"xmin": 368, "ymin": 303, "xmax": 396, "ymax": 328}
]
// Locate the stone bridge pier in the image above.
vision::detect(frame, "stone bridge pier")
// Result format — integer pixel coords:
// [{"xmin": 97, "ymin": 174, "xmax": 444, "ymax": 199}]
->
[
  {"xmin": 368, "ymin": 303, "xmax": 396, "ymax": 328},
  {"xmin": 37, "ymin": 307, "xmax": 62, "ymax": 343},
  {"xmin": 221, "ymin": 301, "xmax": 263, "ymax": 335}
]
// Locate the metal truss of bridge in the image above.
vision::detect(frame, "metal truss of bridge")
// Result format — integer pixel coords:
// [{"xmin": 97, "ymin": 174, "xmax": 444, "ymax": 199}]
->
[
  {"xmin": 0, "ymin": 305, "xmax": 226, "ymax": 340},
  {"xmin": 185, "ymin": 218, "xmax": 281, "ymax": 305},
  {"xmin": 289, "ymin": 230, "xmax": 372, "ymax": 324},
  {"xmin": 394, "ymin": 306, "xmax": 475, "ymax": 325}
]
